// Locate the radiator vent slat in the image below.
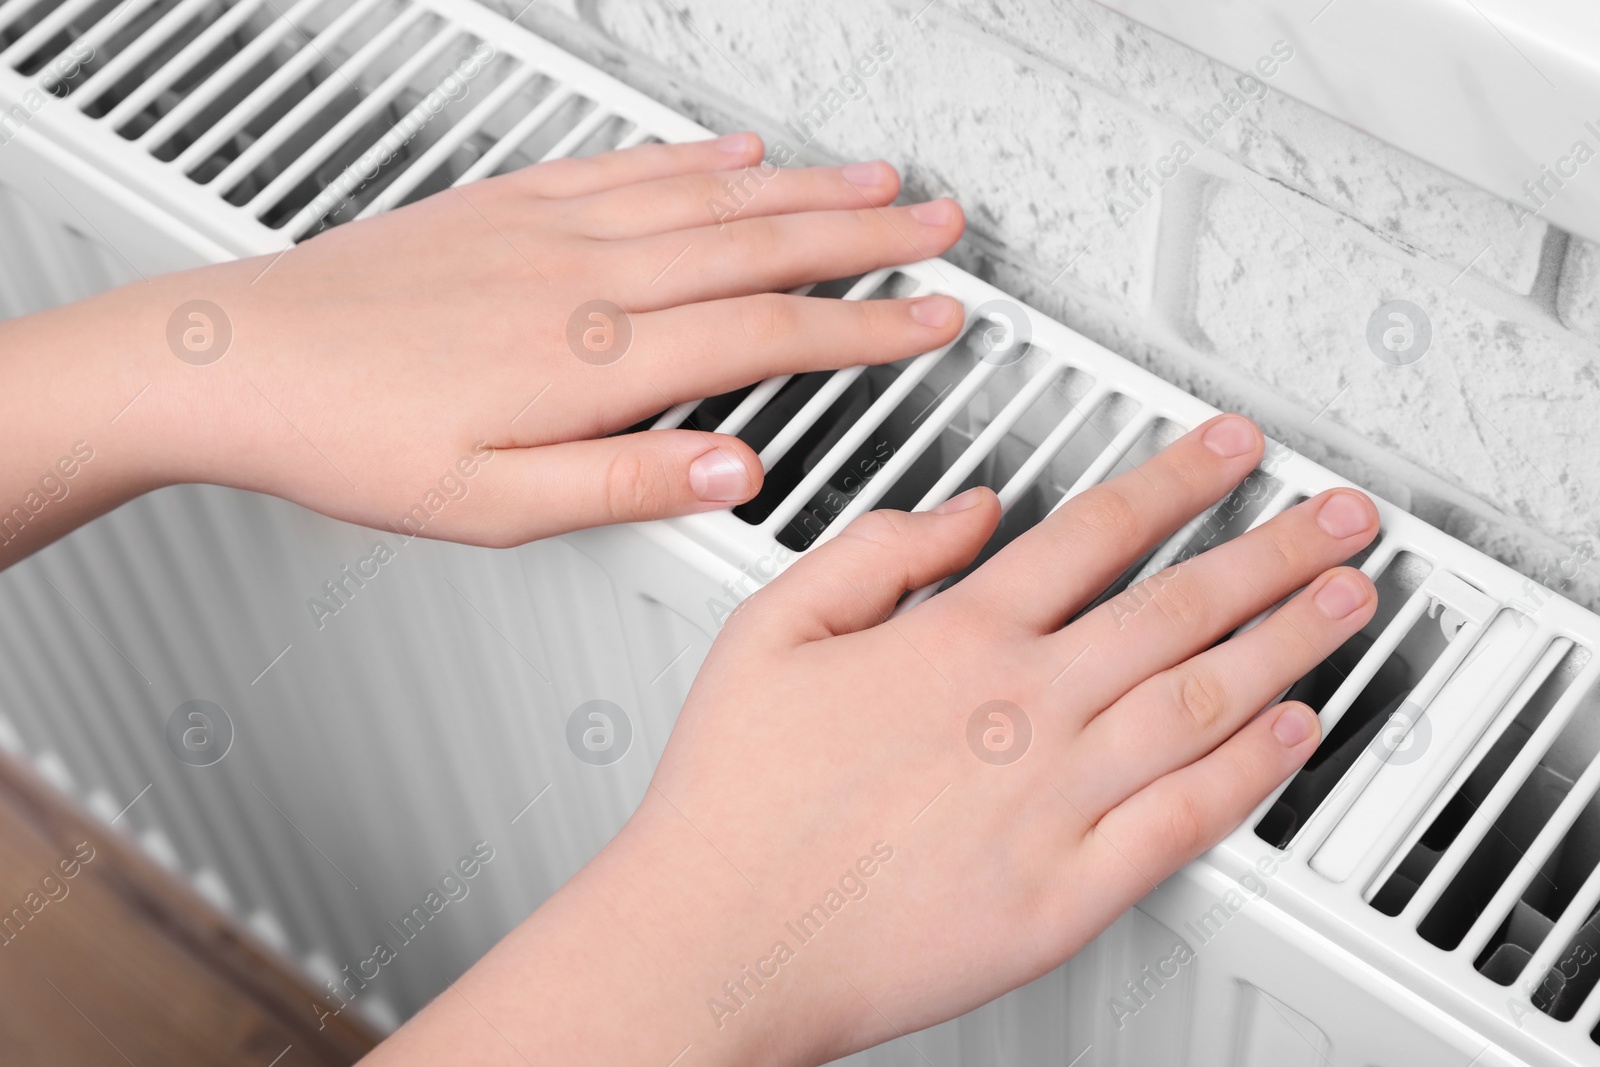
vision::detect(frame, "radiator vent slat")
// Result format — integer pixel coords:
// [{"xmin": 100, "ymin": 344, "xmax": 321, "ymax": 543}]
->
[
  {"xmin": 244, "ymin": 25, "xmax": 459, "ymax": 219},
  {"xmin": 0, "ymin": 0, "xmax": 102, "ymax": 69},
  {"xmin": 1403, "ymin": 653, "xmax": 1600, "ymax": 929},
  {"xmin": 134, "ymin": 0, "xmax": 342, "ymax": 149},
  {"xmin": 755, "ymin": 344, "xmax": 952, "ymax": 540},
  {"xmin": 353, "ymin": 62, "xmax": 541, "ymax": 220},
  {"xmin": 69, "ymin": 0, "xmax": 215, "ymax": 105},
  {"xmin": 97, "ymin": 0, "xmax": 270, "ymax": 130},
  {"xmin": 187, "ymin": 3, "xmax": 433, "ymax": 186},
  {"xmin": 452, "ymin": 85, "xmax": 579, "ymax": 185}
]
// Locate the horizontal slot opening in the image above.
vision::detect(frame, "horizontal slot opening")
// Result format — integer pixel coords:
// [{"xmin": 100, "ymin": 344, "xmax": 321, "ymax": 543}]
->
[
  {"xmin": 1370, "ymin": 643, "xmax": 1585, "ymax": 919},
  {"xmin": 1415, "ymin": 648, "xmax": 1600, "ymax": 952},
  {"xmin": 941, "ymin": 389, "xmax": 1140, "ymax": 587},
  {"xmin": 374, "ymin": 73, "xmax": 561, "ymax": 210},
  {"xmin": 734, "ymin": 366, "xmax": 901, "ymax": 549},
  {"xmin": 78, "ymin": 2, "xmax": 215, "ymax": 118},
  {"xmin": 11, "ymin": 0, "xmax": 122, "ymax": 77},
  {"xmin": 110, "ymin": 7, "xmax": 282, "ymax": 141},
  {"xmin": 139, "ymin": 0, "xmax": 372, "ymax": 157},
  {"xmin": 485, "ymin": 93, "xmax": 597, "ymax": 176},
  {"xmin": 198, "ymin": 12, "xmax": 454, "ymax": 203},
  {"xmin": 1522, "ymin": 901, "xmax": 1599, "ymax": 1018},
  {"xmin": 256, "ymin": 38, "xmax": 518, "ymax": 230},
  {"xmin": 1254, "ymin": 552, "xmax": 1447, "ymax": 849},
  {"xmin": 48, "ymin": 0, "xmax": 180, "ymax": 99},
  {"xmin": 1, "ymin": 1, "xmax": 53, "ymax": 55},
  {"xmin": 736, "ymin": 315, "xmax": 1097, "ymax": 552},
  {"xmin": 568, "ymin": 113, "xmax": 633, "ymax": 158}
]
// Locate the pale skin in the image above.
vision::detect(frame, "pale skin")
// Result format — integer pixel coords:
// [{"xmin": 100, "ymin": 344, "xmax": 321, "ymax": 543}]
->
[{"xmin": 0, "ymin": 134, "xmax": 1381, "ymax": 1064}]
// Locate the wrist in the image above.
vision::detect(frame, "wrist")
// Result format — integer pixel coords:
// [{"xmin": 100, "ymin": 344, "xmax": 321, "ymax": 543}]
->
[
  {"xmin": 375, "ymin": 795, "xmax": 840, "ymax": 1067},
  {"xmin": 0, "ymin": 276, "xmax": 200, "ymax": 565}
]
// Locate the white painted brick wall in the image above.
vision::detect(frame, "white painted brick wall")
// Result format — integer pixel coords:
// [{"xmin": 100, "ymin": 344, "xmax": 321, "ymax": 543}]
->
[{"xmin": 487, "ymin": 0, "xmax": 1600, "ymax": 611}]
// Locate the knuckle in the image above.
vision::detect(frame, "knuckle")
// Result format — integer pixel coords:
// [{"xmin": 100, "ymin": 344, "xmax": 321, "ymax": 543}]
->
[
  {"xmin": 603, "ymin": 448, "xmax": 670, "ymax": 523},
  {"xmin": 738, "ymin": 293, "xmax": 795, "ymax": 347},
  {"xmin": 1071, "ymin": 487, "xmax": 1141, "ymax": 545},
  {"xmin": 722, "ymin": 215, "xmax": 773, "ymax": 257},
  {"xmin": 1164, "ymin": 451, "xmax": 1211, "ymax": 495},
  {"xmin": 1150, "ymin": 575, "xmax": 1208, "ymax": 632},
  {"xmin": 1259, "ymin": 523, "xmax": 1301, "ymax": 574},
  {"xmin": 841, "ymin": 509, "xmax": 911, "ymax": 552},
  {"xmin": 1157, "ymin": 791, "xmax": 1208, "ymax": 857},
  {"xmin": 853, "ymin": 297, "xmax": 896, "ymax": 352},
  {"xmin": 1173, "ymin": 667, "xmax": 1229, "ymax": 731},
  {"xmin": 528, "ymin": 156, "xmax": 580, "ymax": 192}
]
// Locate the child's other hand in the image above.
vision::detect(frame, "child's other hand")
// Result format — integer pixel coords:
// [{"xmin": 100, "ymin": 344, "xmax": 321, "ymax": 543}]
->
[
  {"xmin": 114, "ymin": 133, "xmax": 965, "ymax": 543},
  {"xmin": 368, "ymin": 415, "xmax": 1382, "ymax": 1067}
]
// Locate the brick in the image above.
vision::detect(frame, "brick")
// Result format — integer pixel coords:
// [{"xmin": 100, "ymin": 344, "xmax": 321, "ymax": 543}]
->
[
  {"xmin": 587, "ymin": 0, "xmax": 1162, "ymax": 307},
  {"xmin": 939, "ymin": 0, "xmax": 1548, "ymax": 293},
  {"xmin": 1192, "ymin": 177, "xmax": 1600, "ymax": 560},
  {"xmin": 1557, "ymin": 236, "xmax": 1600, "ymax": 344}
]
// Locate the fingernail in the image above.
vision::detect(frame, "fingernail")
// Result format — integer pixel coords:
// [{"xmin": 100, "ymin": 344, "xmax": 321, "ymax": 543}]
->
[
  {"xmin": 1316, "ymin": 491, "xmax": 1373, "ymax": 538},
  {"xmin": 690, "ymin": 448, "xmax": 754, "ymax": 502},
  {"xmin": 1273, "ymin": 706, "xmax": 1316, "ymax": 747},
  {"xmin": 909, "ymin": 199, "xmax": 954, "ymax": 226},
  {"xmin": 842, "ymin": 160, "xmax": 892, "ymax": 186},
  {"xmin": 714, "ymin": 131, "xmax": 758, "ymax": 154},
  {"xmin": 909, "ymin": 295, "xmax": 958, "ymax": 328},
  {"xmin": 932, "ymin": 487, "xmax": 985, "ymax": 514},
  {"xmin": 1201, "ymin": 415, "xmax": 1258, "ymax": 457},
  {"xmin": 1313, "ymin": 571, "xmax": 1367, "ymax": 619}
]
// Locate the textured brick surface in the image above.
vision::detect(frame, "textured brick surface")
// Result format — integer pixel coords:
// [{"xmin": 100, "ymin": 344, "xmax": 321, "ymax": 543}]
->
[
  {"xmin": 938, "ymin": 0, "xmax": 1549, "ymax": 292},
  {"xmin": 1558, "ymin": 237, "xmax": 1600, "ymax": 344},
  {"xmin": 588, "ymin": 0, "xmax": 1161, "ymax": 306},
  {"xmin": 1192, "ymin": 179, "xmax": 1600, "ymax": 563}
]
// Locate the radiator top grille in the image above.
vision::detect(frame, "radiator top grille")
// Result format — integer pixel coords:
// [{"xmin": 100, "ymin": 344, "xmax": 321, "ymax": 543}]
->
[
  {"xmin": 5, "ymin": 0, "xmax": 1600, "ymax": 1058},
  {"xmin": 0, "ymin": 0, "xmax": 698, "ymax": 244}
]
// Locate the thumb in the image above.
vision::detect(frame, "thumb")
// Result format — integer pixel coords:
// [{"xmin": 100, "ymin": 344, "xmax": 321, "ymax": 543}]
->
[
  {"xmin": 746, "ymin": 487, "xmax": 1001, "ymax": 643},
  {"xmin": 496, "ymin": 431, "xmax": 762, "ymax": 537}
]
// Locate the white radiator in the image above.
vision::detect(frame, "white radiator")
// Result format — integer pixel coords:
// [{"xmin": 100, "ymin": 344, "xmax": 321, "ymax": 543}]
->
[{"xmin": 3, "ymin": 1, "xmax": 1600, "ymax": 1064}]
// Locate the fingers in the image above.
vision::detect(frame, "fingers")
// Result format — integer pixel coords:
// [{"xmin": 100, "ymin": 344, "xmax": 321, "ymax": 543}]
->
[
  {"xmin": 569, "ymin": 161, "xmax": 902, "ymax": 240},
  {"xmin": 960, "ymin": 415, "xmax": 1266, "ymax": 634},
  {"xmin": 514, "ymin": 132, "xmax": 766, "ymax": 200},
  {"xmin": 1054, "ymin": 487, "xmax": 1380, "ymax": 712},
  {"xmin": 1084, "ymin": 702, "xmax": 1320, "ymax": 898},
  {"xmin": 605, "ymin": 199, "xmax": 966, "ymax": 312},
  {"xmin": 475, "ymin": 431, "xmax": 762, "ymax": 540},
  {"xmin": 622, "ymin": 292, "xmax": 964, "ymax": 402},
  {"xmin": 1069, "ymin": 567, "xmax": 1375, "ymax": 818},
  {"xmin": 741, "ymin": 489, "xmax": 1001, "ymax": 645}
]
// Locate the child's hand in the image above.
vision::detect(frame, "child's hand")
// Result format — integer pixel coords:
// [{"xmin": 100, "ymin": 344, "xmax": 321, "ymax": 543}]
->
[
  {"xmin": 366, "ymin": 415, "xmax": 1382, "ymax": 1067},
  {"xmin": 47, "ymin": 133, "xmax": 965, "ymax": 549}
]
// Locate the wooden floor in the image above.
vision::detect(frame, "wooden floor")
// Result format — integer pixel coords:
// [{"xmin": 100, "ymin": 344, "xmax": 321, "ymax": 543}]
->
[{"xmin": 0, "ymin": 748, "xmax": 378, "ymax": 1066}]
